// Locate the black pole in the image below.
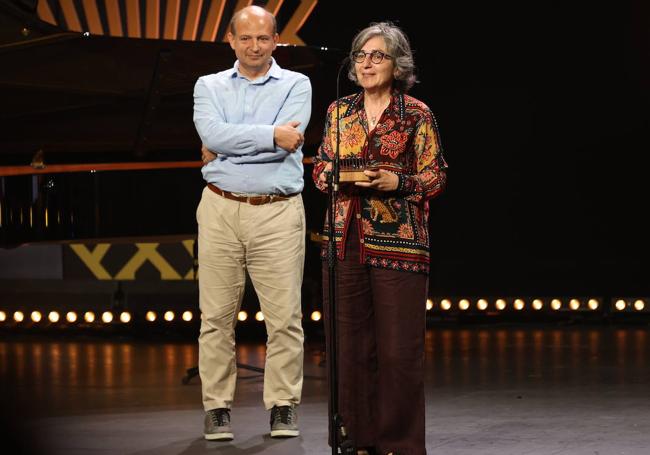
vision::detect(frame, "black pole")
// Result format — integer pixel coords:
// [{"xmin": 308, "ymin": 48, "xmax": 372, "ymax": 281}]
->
[{"xmin": 327, "ymin": 56, "xmax": 355, "ymax": 455}]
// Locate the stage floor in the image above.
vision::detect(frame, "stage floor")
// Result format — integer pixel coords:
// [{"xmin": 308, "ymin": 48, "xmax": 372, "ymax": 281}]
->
[{"xmin": 2, "ymin": 325, "xmax": 650, "ymax": 454}]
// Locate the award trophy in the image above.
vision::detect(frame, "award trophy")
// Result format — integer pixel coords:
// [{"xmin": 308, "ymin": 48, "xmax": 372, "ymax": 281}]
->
[{"xmin": 338, "ymin": 157, "xmax": 378, "ymax": 183}]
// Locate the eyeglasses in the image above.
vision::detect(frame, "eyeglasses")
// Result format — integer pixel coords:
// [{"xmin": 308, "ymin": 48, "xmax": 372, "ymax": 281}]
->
[{"xmin": 351, "ymin": 50, "xmax": 393, "ymax": 64}]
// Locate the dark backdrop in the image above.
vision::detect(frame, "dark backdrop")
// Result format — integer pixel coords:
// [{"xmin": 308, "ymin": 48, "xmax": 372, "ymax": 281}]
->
[
  {"xmin": 1, "ymin": 0, "xmax": 648, "ymax": 300},
  {"xmin": 298, "ymin": 1, "xmax": 650, "ymax": 297}
]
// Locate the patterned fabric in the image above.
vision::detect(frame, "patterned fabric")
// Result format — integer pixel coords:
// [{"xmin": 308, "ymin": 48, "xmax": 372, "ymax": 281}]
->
[{"xmin": 312, "ymin": 91, "xmax": 447, "ymax": 274}]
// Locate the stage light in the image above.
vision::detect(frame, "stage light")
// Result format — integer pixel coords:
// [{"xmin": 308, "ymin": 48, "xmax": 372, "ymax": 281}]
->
[
  {"xmin": 3, "ymin": 296, "xmax": 625, "ymax": 329},
  {"xmin": 634, "ymin": 299, "xmax": 645, "ymax": 311}
]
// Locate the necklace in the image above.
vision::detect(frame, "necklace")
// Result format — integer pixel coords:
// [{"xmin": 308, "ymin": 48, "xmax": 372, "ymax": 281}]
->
[{"xmin": 365, "ymin": 98, "xmax": 390, "ymax": 130}]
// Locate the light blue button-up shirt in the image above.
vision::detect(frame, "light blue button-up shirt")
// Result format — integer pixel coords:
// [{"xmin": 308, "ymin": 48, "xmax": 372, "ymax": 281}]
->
[{"xmin": 193, "ymin": 58, "xmax": 312, "ymax": 195}]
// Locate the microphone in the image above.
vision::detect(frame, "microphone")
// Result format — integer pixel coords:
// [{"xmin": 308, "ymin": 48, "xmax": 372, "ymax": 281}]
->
[
  {"xmin": 327, "ymin": 50, "xmax": 358, "ymax": 455},
  {"xmin": 332, "ymin": 54, "xmax": 350, "ymax": 192}
]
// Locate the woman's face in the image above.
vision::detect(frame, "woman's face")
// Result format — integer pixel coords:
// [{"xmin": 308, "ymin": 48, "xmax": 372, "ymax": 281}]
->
[{"xmin": 354, "ymin": 36, "xmax": 395, "ymax": 93}]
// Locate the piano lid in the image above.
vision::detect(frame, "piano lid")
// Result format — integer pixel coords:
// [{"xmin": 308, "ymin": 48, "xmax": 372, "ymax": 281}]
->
[
  {"xmin": 0, "ymin": 2, "xmax": 344, "ymax": 167},
  {"xmin": 0, "ymin": 3, "xmax": 340, "ymax": 247}
]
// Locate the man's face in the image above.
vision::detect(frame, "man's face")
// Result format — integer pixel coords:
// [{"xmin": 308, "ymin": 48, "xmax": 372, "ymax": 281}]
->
[{"xmin": 228, "ymin": 13, "xmax": 278, "ymax": 79}]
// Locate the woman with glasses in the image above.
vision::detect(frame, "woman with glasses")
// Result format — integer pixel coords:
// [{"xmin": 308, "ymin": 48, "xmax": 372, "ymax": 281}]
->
[{"xmin": 313, "ymin": 22, "xmax": 447, "ymax": 455}]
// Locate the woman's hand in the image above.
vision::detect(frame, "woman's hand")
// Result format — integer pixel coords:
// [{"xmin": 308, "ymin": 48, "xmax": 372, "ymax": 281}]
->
[
  {"xmin": 201, "ymin": 145, "xmax": 217, "ymax": 164},
  {"xmin": 318, "ymin": 162, "xmax": 333, "ymax": 188},
  {"xmin": 355, "ymin": 169, "xmax": 399, "ymax": 191}
]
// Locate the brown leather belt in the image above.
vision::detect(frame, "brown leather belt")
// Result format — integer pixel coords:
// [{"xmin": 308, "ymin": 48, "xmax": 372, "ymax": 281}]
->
[{"xmin": 207, "ymin": 183, "xmax": 297, "ymax": 205}]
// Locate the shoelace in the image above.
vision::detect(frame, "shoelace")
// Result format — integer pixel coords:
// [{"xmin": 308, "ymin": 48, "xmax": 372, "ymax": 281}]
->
[
  {"xmin": 210, "ymin": 409, "xmax": 230, "ymax": 426},
  {"xmin": 272, "ymin": 406, "xmax": 294, "ymax": 424}
]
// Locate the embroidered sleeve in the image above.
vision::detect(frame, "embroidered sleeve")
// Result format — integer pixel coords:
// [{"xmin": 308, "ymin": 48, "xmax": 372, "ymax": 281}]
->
[
  {"xmin": 397, "ymin": 109, "xmax": 448, "ymax": 203},
  {"xmin": 312, "ymin": 101, "xmax": 337, "ymax": 193}
]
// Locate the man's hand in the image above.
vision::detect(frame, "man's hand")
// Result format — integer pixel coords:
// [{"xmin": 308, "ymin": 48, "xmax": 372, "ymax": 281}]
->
[
  {"xmin": 355, "ymin": 169, "xmax": 399, "ymax": 191},
  {"xmin": 274, "ymin": 121, "xmax": 304, "ymax": 153},
  {"xmin": 201, "ymin": 145, "xmax": 217, "ymax": 164}
]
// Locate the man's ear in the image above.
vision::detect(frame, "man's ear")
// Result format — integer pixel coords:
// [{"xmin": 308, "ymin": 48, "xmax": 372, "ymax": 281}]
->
[
  {"xmin": 272, "ymin": 33, "xmax": 279, "ymax": 49},
  {"xmin": 227, "ymin": 32, "xmax": 236, "ymax": 50}
]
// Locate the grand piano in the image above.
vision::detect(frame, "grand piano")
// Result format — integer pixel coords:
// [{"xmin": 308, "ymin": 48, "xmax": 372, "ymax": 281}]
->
[{"xmin": 0, "ymin": 1, "xmax": 342, "ymax": 249}]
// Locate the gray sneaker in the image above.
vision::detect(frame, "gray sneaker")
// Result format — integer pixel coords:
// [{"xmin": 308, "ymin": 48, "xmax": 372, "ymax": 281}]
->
[
  {"xmin": 270, "ymin": 404, "xmax": 299, "ymax": 437},
  {"xmin": 204, "ymin": 408, "xmax": 233, "ymax": 441}
]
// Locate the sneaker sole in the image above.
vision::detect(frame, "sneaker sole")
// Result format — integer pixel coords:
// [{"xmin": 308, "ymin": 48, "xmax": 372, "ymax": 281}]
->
[
  {"xmin": 204, "ymin": 432, "xmax": 234, "ymax": 441},
  {"xmin": 270, "ymin": 429, "xmax": 300, "ymax": 438}
]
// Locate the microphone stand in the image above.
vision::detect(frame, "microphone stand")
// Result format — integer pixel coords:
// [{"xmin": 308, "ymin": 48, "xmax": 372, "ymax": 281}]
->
[{"xmin": 327, "ymin": 56, "xmax": 355, "ymax": 455}]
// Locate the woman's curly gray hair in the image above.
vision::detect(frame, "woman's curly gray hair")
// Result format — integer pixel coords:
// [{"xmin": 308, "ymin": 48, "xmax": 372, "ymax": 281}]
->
[{"xmin": 348, "ymin": 22, "xmax": 417, "ymax": 93}]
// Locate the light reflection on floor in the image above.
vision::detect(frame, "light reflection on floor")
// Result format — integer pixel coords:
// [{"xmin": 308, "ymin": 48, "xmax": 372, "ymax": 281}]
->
[{"xmin": 0, "ymin": 326, "xmax": 648, "ymax": 418}]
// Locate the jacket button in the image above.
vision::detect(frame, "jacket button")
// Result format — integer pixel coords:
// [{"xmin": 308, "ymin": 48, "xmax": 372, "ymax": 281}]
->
[{"xmin": 356, "ymin": 213, "xmax": 361, "ymax": 219}]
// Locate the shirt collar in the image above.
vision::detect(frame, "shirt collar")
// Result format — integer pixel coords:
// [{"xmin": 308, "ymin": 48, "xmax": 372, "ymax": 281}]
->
[
  {"xmin": 346, "ymin": 90, "xmax": 405, "ymax": 121},
  {"xmin": 231, "ymin": 57, "xmax": 282, "ymax": 83}
]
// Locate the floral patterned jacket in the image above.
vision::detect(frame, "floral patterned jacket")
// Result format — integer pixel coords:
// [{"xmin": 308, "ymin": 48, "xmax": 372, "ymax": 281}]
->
[{"xmin": 312, "ymin": 91, "xmax": 448, "ymax": 274}]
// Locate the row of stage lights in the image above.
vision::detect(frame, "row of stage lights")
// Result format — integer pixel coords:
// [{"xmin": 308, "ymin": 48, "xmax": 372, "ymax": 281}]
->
[
  {"xmin": 1, "ymin": 299, "xmax": 648, "ymax": 326},
  {"xmin": 0, "ymin": 310, "xmax": 324, "ymax": 324},
  {"xmin": 425, "ymin": 298, "xmax": 648, "ymax": 312}
]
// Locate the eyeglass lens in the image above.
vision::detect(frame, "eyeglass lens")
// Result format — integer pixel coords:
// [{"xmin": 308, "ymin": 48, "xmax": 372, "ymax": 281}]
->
[{"xmin": 353, "ymin": 50, "xmax": 388, "ymax": 64}]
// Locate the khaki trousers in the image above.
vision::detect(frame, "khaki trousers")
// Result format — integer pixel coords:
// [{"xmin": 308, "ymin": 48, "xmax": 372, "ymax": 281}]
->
[{"xmin": 197, "ymin": 186, "xmax": 305, "ymax": 411}]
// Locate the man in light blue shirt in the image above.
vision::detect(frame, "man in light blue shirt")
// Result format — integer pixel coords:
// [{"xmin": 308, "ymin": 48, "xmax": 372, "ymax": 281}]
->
[{"xmin": 193, "ymin": 5, "xmax": 311, "ymax": 442}]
